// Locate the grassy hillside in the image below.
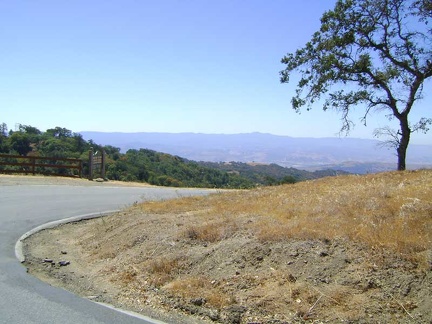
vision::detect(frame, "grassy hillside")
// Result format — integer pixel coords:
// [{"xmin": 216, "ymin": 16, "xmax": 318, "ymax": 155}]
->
[{"xmin": 25, "ymin": 170, "xmax": 432, "ymax": 323}]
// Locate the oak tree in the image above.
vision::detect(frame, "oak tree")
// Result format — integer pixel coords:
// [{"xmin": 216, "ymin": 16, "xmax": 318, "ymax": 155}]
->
[{"xmin": 280, "ymin": 0, "xmax": 432, "ymax": 170}]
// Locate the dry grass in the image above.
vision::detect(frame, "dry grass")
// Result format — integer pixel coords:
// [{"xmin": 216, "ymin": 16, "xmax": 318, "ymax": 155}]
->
[
  {"xmin": 183, "ymin": 218, "xmax": 239, "ymax": 242},
  {"xmin": 166, "ymin": 276, "xmax": 236, "ymax": 309},
  {"xmin": 123, "ymin": 170, "xmax": 430, "ymax": 321},
  {"xmin": 27, "ymin": 170, "xmax": 431, "ymax": 323},
  {"xmin": 138, "ymin": 169, "xmax": 432, "ymax": 258},
  {"xmin": 145, "ymin": 256, "xmax": 185, "ymax": 286}
]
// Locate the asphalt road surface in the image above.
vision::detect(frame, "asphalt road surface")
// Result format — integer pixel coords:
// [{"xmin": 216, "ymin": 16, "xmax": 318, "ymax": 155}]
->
[{"xmin": 0, "ymin": 177, "xmax": 212, "ymax": 324}]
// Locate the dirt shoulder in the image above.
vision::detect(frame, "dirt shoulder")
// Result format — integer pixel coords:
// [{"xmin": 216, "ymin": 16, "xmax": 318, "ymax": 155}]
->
[{"xmin": 23, "ymin": 210, "xmax": 431, "ymax": 324}]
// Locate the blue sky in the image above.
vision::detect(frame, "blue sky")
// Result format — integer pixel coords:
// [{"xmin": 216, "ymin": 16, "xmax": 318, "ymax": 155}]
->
[{"xmin": 1, "ymin": 0, "xmax": 431, "ymax": 145}]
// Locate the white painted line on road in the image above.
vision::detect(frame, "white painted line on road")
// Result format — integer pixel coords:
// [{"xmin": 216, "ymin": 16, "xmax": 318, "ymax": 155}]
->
[{"xmin": 95, "ymin": 302, "xmax": 167, "ymax": 324}]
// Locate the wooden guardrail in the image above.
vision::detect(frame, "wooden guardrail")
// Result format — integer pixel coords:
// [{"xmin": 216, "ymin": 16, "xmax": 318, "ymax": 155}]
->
[{"xmin": 0, "ymin": 154, "xmax": 82, "ymax": 178}]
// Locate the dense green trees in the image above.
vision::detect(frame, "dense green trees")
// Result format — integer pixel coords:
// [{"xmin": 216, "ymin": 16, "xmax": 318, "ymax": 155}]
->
[
  {"xmin": 8, "ymin": 132, "xmax": 33, "ymax": 156},
  {"xmin": 105, "ymin": 148, "xmax": 253, "ymax": 188},
  {"xmin": 0, "ymin": 123, "xmax": 254, "ymax": 188},
  {"xmin": 0, "ymin": 124, "xmax": 89, "ymax": 158},
  {"xmin": 280, "ymin": 0, "xmax": 432, "ymax": 170},
  {"xmin": 199, "ymin": 161, "xmax": 346, "ymax": 185}
]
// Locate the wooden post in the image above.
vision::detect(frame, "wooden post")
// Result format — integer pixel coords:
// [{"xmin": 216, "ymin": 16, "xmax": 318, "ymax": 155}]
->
[
  {"xmin": 88, "ymin": 148, "xmax": 94, "ymax": 180},
  {"xmin": 101, "ymin": 149, "xmax": 106, "ymax": 179},
  {"xmin": 78, "ymin": 159, "xmax": 82, "ymax": 178},
  {"xmin": 31, "ymin": 157, "xmax": 36, "ymax": 175}
]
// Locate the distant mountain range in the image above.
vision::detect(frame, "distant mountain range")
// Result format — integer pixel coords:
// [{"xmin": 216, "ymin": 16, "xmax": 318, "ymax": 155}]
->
[{"xmin": 80, "ymin": 132, "xmax": 432, "ymax": 174}]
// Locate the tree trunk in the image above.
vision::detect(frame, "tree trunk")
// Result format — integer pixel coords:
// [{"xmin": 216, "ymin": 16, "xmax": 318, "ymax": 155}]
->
[{"xmin": 396, "ymin": 116, "xmax": 411, "ymax": 171}]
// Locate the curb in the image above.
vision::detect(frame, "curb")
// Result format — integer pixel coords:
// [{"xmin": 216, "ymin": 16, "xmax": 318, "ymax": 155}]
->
[
  {"xmin": 15, "ymin": 210, "xmax": 119, "ymax": 263},
  {"xmin": 14, "ymin": 210, "xmax": 168, "ymax": 324}
]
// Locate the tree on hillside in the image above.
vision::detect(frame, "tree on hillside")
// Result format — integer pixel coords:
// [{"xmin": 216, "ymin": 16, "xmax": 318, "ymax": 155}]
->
[
  {"xmin": 18, "ymin": 124, "xmax": 41, "ymax": 136},
  {"xmin": 46, "ymin": 127, "xmax": 73, "ymax": 138},
  {"xmin": 280, "ymin": 0, "xmax": 432, "ymax": 170},
  {"xmin": 8, "ymin": 132, "xmax": 32, "ymax": 156},
  {"xmin": 0, "ymin": 123, "xmax": 7, "ymax": 137},
  {"xmin": 0, "ymin": 123, "xmax": 9, "ymax": 153},
  {"xmin": 17, "ymin": 124, "xmax": 42, "ymax": 144}
]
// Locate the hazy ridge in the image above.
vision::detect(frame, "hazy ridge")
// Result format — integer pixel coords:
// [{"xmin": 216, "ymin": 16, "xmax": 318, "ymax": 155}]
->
[{"xmin": 80, "ymin": 131, "xmax": 432, "ymax": 173}]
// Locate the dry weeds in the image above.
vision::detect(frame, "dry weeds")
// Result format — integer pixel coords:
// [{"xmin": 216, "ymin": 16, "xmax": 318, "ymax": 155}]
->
[
  {"xmin": 138, "ymin": 169, "xmax": 432, "ymax": 261},
  {"xmin": 24, "ymin": 170, "xmax": 432, "ymax": 323}
]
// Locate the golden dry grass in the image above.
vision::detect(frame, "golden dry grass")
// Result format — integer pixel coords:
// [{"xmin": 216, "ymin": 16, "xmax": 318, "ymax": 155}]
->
[
  {"xmin": 24, "ymin": 169, "xmax": 432, "ymax": 323},
  {"xmin": 138, "ymin": 170, "xmax": 432, "ymax": 259},
  {"xmin": 166, "ymin": 276, "xmax": 236, "ymax": 309}
]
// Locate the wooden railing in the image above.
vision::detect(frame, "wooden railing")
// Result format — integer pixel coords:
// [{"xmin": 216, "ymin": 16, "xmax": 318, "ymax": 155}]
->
[{"xmin": 0, "ymin": 154, "xmax": 82, "ymax": 178}]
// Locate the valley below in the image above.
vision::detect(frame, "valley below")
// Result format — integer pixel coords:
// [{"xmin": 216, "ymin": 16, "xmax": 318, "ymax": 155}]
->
[{"xmin": 80, "ymin": 132, "xmax": 432, "ymax": 174}]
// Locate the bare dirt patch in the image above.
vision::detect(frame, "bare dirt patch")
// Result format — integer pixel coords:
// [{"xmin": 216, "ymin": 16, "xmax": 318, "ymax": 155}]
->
[{"xmin": 23, "ymin": 171, "xmax": 432, "ymax": 323}]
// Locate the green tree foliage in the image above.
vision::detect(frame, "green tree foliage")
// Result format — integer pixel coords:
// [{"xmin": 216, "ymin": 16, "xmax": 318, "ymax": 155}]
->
[
  {"xmin": 0, "ymin": 123, "xmax": 346, "ymax": 188},
  {"xmin": 8, "ymin": 132, "xmax": 32, "ymax": 156},
  {"xmin": 280, "ymin": 0, "xmax": 432, "ymax": 170},
  {"xmin": 0, "ymin": 124, "xmax": 93, "ymax": 175},
  {"xmin": 0, "ymin": 123, "xmax": 8, "ymax": 137},
  {"xmin": 199, "ymin": 161, "xmax": 347, "ymax": 185},
  {"xmin": 105, "ymin": 149, "xmax": 253, "ymax": 188},
  {"xmin": 6, "ymin": 124, "xmax": 42, "ymax": 155},
  {"xmin": 45, "ymin": 127, "xmax": 73, "ymax": 138},
  {"xmin": 38, "ymin": 128, "xmax": 89, "ymax": 159},
  {"xmin": 0, "ymin": 123, "xmax": 9, "ymax": 153},
  {"xmin": 18, "ymin": 124, "xmax": 42, "ymax": 135},
  {"xmin": 37, "ymin": 137, "xmax": 74, "ymax": 158}
]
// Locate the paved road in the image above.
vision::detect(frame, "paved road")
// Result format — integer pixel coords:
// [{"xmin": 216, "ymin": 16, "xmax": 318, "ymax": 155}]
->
[{"xmin": 0, "ymin": 178, "xmax": 212, "ymax": 324}]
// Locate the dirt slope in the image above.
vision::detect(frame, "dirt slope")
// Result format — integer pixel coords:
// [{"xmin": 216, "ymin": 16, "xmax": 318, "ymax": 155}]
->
[{"xmin": 22, "ymin": 171, "xmax": 432, "ymax": 323}]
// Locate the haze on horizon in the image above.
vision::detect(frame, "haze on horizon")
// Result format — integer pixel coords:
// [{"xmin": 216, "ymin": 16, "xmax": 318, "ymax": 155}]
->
[{"xmin": 1, "ymin": 1, "xmax": 431, "ymax": 145}]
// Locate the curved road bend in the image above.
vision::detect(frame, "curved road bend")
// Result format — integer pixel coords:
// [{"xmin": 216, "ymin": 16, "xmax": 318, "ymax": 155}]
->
[{"xmin": 0, "ymin": 179, "xmax": 212, "ymax": 324}]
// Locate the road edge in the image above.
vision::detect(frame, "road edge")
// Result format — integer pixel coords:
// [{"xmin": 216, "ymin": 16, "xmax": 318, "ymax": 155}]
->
[
  {"xmin": 14, "ymin": 210, "xmax": 167, "ymax": 324},
  {"xmin": 15, "ymin": 210, "xmax": 119, "ymax": 263}
]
